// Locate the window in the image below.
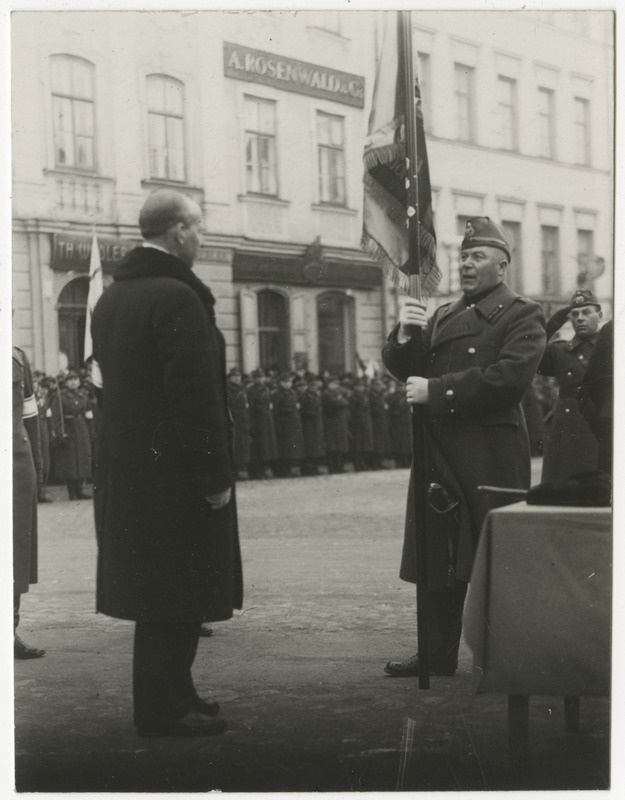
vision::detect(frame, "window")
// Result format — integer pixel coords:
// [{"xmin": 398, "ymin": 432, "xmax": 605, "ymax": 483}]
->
[
  {"xmin": 317, "ymin": 112, "xmax": 346, "ymax": 205},
  {"xmin": 454, "ymin": 64, "xmax": 474, "ymax": 142},
  {"xmin": 498, "ymin": 76, "xmax": 517, "ymax": 151},
  {"xmin": 317, "ymin": 292, "xmax": 355, "ymax": 376},
  {"xmin": 417, "ymin": 52, "xmax": 432, "ymax": 134},
  {"xmin": 244, "ymin": 96, "xmax": 278, "ymax": 196},
  {"xmin": 258, "ymin": 290, "xmax": 288, "ymax": 371},
  {"xmin": 540, "ymin": 225, "xmax": 560, "ymax": 295},
  {"xmin": 57, "ymin": 277, "xmax": 89, "ymax": 368},
  {"xmin": 537, "ymin": 87, "xmax": 555, "ymax": 158},
  {"xmin": 51, "ymin": 55, "xmax": 96, "ymax": 170},
  {"xmin": 501, "ymin": 221, "xmax": 523, "ymax": 292},
  {"xmin": 574, "ymin": 97, "xmax": 590, "ymax": 165},
  {"xmin": 147, "ymin": 75, "xmax": 186, "ymax": 181},
  {"xmin": 577, "ymin": 228, "xmax": 595, "ymax": 286}
]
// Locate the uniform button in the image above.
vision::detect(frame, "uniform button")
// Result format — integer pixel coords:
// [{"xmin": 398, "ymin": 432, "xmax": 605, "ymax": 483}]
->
[
  {"xmin": 498, "ymin": 304, "xmax": 503, "ymax": 308},
  {"xmin": 565, "ymin": 408, "xmax": 570, "ymax": 413},
  {"xmin": 445, "ymin": 389, "xmax": 454, "ymax": 397},
  {"xmin": 468, "ymin": 303, "xmax": 475, "ymax": 309},
  {"xmin": 578, "ymin": 354, "xmax": 584, "ymax": 360},
  {"xmin": 468, "ymin": 347, "xmax": 476, "ymax": 354},
  {"xmin": 450, "ymin": 408, "xmax": 456, "ymax": 414},
  {"xmin": 566, "ymin": 371, "xmax": 572, "ymax": 376}
]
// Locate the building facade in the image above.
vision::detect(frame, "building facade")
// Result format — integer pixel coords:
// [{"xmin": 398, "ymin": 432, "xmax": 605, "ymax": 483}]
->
[{"xmin": 11, "ymin": 10, "xmax": 614, "ymax": 375}]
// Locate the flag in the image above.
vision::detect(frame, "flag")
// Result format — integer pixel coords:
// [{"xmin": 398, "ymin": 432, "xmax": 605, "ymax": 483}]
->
[
  {"xmin": 361, "ymin": 11, "xmax": 440, "ymax": 298},
  {"xmin": 83, "ymin": 227, "xmax": 103, "ymax": 364}
]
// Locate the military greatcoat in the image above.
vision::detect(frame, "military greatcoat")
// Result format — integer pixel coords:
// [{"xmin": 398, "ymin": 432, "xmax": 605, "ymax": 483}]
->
[
  {"xmin": 382, "ymin": 282, "xmax": 546, "ymax": 590},
  {"xmin": 228, "ymin": 381, "xmax": 251, "ymax": 469},
  {"xmin": 272, "ymin": 386, "xmax": 305, "ymax": 461},
  {"xmin": 91, "ymin": 246, "xmax": 243, "ymax": 624},
  {"xmin": 538, "ymin": 334, "xmax": 599, "ymax": 481},
  {"xmin": 13, "ymin": 347, "xmax": 41, "ymax": 595},
  {"xmin": 50, "ymin": 386, "xmax": 92, "ymax": 480}
]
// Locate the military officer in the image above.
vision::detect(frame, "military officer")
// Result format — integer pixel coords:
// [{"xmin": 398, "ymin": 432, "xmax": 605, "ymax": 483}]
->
[
  {"xmin": 271, "ymin": 372, "xmax": 305, "ymax": 478},
  {"xmin": 13, "ymin": 346, "xmax": 46, "ymax": 659},
  {"xmin": 227, "ymin": 367, "xmax": 251, "ymax": 478},
  {"xmin": 382, "ymin": 216, "xmax": 546, "ymax": 677},
  {"xmin": 246, "ymin": 368, "xmax": 279, "ymax": 479},
  {"xmin": 537, "ymin": 289, "xmax": 602, "ymax": 481}
]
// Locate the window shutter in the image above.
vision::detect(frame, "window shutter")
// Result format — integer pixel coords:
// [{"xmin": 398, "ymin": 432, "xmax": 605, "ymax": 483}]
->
[{"xmin": 239, "ymin": 290, "xmax": 259, "ymax": 373}]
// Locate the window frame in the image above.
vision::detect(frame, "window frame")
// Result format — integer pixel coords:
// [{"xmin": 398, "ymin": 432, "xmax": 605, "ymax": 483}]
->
[
  {"xmin": 50, "ymin": 54, "xmax": 97, "ymax": 172},
  {"xmin": 316, "ymin": 110, "xmax": 347, "ymax": 207},
  {"xmin": 497, "ymin": 75, "xmax": 518, "ymax": 151},
  {"xmin": 454, "ymin": 63, "xmax": 475, "ymax": 143},
  {"xmin": 537, "ymin": 86, "xmax": 556, "ymax": 159},
  {"xmin": 244, "ymin": 94, "xmax": 279, "ymax": 197},
  {"xmin": 573, "ymin": 96, "xmax": 591, "ymax": 166},
  {"xmin": 146, "ymin": 73, "xmax": 187, "ymax": 183},
  {"xmin": 540, "ymin": 224, "xmax": 561, "ymax": 295}
]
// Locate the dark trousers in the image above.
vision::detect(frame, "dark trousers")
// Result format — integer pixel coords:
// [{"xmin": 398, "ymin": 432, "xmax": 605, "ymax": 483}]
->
[
  {"xmin": 133, "ymin": 622, "xmax": 201, "ymax": 729},
  {"xmin": 427, "ymin": 584, "xmax": 467, "ymax": 671},
  {"xmin": 14, "ymin": 593, "xmax": 21, "ymax": 632}
]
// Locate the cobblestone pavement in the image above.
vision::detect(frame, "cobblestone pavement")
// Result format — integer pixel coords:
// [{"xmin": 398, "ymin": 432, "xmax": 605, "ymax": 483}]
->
[{"xmin": 11, "ymin": 462, "xmax": 611, "ymax": 792}]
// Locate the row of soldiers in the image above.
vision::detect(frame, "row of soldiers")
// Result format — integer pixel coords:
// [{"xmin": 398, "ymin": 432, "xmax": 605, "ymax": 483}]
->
[
  {"xmin": 230, "ymin": 368, "xmax": 414, "ymax": 478},
  {"xmin": 32, "ymin": 362, "xmax": 555, "ymax": 496}
]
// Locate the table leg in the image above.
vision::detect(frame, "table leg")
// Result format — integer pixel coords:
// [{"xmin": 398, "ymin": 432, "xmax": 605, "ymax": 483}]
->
[
  {"xmin": 508, "ymin": 694, "xmax": 529, "ymax": 765},
  {"xmin": 564, "ymin": 696, "xmax": 580, "ymax": 733}
]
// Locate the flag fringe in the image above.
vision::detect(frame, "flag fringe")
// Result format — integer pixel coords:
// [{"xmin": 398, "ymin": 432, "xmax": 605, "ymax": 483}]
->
[{"xmin": 363, "ymin": 140, "xmax": 405, "ymax": 172}]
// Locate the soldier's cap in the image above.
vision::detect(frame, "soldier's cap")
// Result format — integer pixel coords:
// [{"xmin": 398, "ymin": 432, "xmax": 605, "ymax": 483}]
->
[
  {"xmin": 567, "ymin": 288, "xmax": 601, "ymax": 312},
  {"xmin": 279, "ymin": 372, "xmax": 293, "ymax": 383},
  {"xmin": 325, "ymin": 374, "xmax": 339, "ymax": 385},
  {"xmin": 228, "ymin": 367, "xmax": 242, "ymax": 376},
  {"xmin": 65, "ymin": 370, "xmax": 80, "ymax": 380},
  {"xmin": 251, "ymin": 368, "xmax": 265, "ymax": 378},
  {"xmin": 461, "ymin": 216, "xmax": 511, "ymax": 261},
  {"xmin": 293, "ymin": 376, "xmax": 306, "ymax": 386}
]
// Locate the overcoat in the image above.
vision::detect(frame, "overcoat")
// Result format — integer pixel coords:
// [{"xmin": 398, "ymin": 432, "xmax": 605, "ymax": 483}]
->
[
  {"xmin": 247, "ymin": 383, "xmax": 279, "ymax": 462},
  {"xmin": 538, "ymin": 334, "xmax": 599, "ymax": 481},
  {"xmin": 299, "ymin": 388, "xmax": 326, "ymax": 459},
  {"xmin": 369, "ymin": 387, "xmax": 392, "ymax": 454},
  {"xmin": 348, "ymin": 390, "xmax": 373, "ymax": 453},
  {"xmin": 13, "ymin": 347, "xmax": 41, "ymax": 594},
  {"xmin": 272, "ymin": 386, "xmax": 305, "ymax": 460},
  {"xmin": 228, "ymin": 381, "xmax": 251, "ymax": 468},
  {"xmin": 382, "ymin": 282, "xmax": 545, "ymax": 590},
  {"xmin": 322, "ymin": 388, "xmax": 350, "ymax": 453},
  {"xmin": 36, "ymin": 390, "xmax": 52, "ymax": 476},
  {"xmin": 388, "ymin": 388, "xmax": 413, "ymax": 456},
  {"xmin": 50, "ymin": 387, "xmax": 92, "ymax": 480},
  {"xmin": 91, "ymin": 246, "xmax": 243, "ymax": 624}
]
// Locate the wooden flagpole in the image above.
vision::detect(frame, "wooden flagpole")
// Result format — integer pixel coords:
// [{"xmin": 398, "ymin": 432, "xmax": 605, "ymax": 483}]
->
[{"xmin": 399, "ymin": 9, "xmax": 430, "ymax": 690}]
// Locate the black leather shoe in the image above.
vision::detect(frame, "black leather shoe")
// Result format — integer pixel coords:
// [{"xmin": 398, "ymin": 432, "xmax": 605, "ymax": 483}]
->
[
  {"xmin": 199, "ymin": 624, "xmax": 214, "ymax": 637},
  {"xmin": 195, "ymin": 698, "xmax": 220, "ymax": 716},
  {"xmin": 384, "ymin": 654, "xmax": 456, "ymax": 677},
  {"xmin": 76, "ymin": 492, "xmax": 91, "ymax": 500},
  {"xmin": 137, "ymin": 711, "xmax": 227, "ymax": 738},
  {"xmin": 14, "ymin": 636, "xmax": 46, "ymax": 660}
]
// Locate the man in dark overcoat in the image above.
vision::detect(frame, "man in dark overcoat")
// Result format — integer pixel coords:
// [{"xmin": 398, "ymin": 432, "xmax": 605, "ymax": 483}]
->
[
  {"xmin": 271, "ymin": 372, "xmax": 305, "ymax": 477},
  {"xmin": 13, "ymin": 346, "xmax": 46, "ymax": 659},
  {"xmin": 348, "ymin": 378, "xmax": 373, "ymax": 472},
  {"xmin": 296, "ymin": 376, "xmax": 326, "ymax": 475},
  {"xmin": 578, "ymin": 318, "xmax": 613, "ymax": 475},
  {"xmin": 537, "ymin": 289, "xmax": 602, "ymax": 482},
  {"xmin": 91, "ymin": 189, "xmax": 243, "ymax": 737},
  {"xmin": 322, "ymin": 375, "xmax": 350, "ymax": 474},
  {"xmin": 246, "ymin": 368, "xmax": 278, "ymax": 479},
  {"xmin": 227, "ymin": 367, "xmax": 251, "ymax": 478},
  {"xmin": 382, "ymin": 217, "xmax": 545, "ymax": 677}
]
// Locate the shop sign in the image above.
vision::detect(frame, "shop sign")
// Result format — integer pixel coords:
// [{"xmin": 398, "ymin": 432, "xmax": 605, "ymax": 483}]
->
[
  {"xmin": 51, "ymin": 233, "xmax": 139, "ymax": 272},
  {"xmin": 224, "ymin": 42, "xmax": 365, "ymax": 108}
]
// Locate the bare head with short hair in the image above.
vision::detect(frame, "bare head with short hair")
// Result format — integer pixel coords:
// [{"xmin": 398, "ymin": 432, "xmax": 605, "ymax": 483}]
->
[
  {"xmin": 138, "ymin": 189, "xmax": 203, "ymax": 267},
  {"xmin": 139, "ymin": 189, "xmax": 196, "ymax": 239}
]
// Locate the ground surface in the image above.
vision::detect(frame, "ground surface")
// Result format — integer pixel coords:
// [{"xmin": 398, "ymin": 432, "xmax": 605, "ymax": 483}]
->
[{"xmin": 12, "ymin": 462, "xmax": 611, "ymax": 792}]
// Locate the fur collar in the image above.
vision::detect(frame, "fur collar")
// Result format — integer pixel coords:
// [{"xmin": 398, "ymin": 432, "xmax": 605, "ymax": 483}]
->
[{"xmin": 115, "ymin": 246, "xmax": 216, "ymax": 322}]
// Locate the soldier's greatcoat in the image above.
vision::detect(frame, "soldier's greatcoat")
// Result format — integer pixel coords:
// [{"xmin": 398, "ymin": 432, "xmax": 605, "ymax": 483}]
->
[
  {"xmin": 91, "ymin": 246, "xmax": 243, "ymax": 624},
  {"xmin": 538, "ymin": 334, "xmax": 599, "ymax": 481},
  {"xmin": 13, "ymin": 347, "xmax": 41, "ymax": 594},
  {"xmin": 299, "ymin": 388, "xmax": 326, "ymax": 459},
  {"xmin": 228, "ymin": 381, "xmax": 251, "ymax": 469},
  {"xmin": 382, "ymin": 282, "xmax": 546, "ymax": 590},
  {"xmin": 247, "ymin": 383, "xmax": 278, "ymax": 463},
  {"xmin": 322, "ymin": 387, "xmax": 350, "ymax": 453},
  {"xmin": 50, "ymin": 386, "xmax": 92, "ymax": 480},
  {"xmin": 272, "ymin": 386, "xmax": 305, "ymax": 461}
]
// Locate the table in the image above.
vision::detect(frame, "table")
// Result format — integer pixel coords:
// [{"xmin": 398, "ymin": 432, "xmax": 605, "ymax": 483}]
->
[{"xmin": 463, "ymin": 501, "xmax": 612, "ymax": 761}]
